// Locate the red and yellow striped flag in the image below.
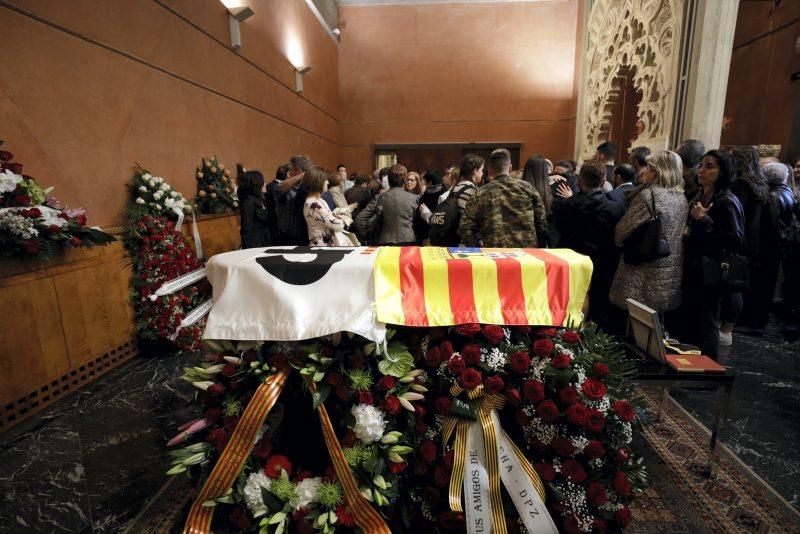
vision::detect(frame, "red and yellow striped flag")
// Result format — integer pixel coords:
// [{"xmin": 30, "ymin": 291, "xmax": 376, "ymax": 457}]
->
[{"xmin": 374, "ymin": 247, "xmax": 592, "ymax": 327}]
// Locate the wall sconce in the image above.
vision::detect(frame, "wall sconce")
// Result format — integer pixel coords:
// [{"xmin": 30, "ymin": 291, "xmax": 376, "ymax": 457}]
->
[
  {"xmin": 227, "ymin": 5, "xmax": 254, "ymax": 50},
  {"xmin": 295, "ymin": 65, "xmax": 311, "ymax": 94}
]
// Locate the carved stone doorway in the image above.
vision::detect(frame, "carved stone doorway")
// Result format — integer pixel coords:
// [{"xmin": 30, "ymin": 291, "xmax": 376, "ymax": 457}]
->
[{"xmin": 605, "ymin": 65, "xmax": 643, "ymax": 163}]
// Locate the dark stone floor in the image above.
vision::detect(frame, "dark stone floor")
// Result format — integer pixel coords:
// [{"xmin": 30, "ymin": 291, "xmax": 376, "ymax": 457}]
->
[
  {"xmin": 0, "ymin": 352, "xmax": 202, "ymax": 533},
  {"xmin": 669, "ymin": 317, "xmax": 800, "ymax": 511},
  {"xmin": 0, "ymin": 319, "xmax": 796, "ymax": 533}
]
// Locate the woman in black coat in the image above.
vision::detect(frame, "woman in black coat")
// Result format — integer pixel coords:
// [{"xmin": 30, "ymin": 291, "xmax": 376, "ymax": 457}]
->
[
  {"xmin": 685, "ymin": 150, "xmax": 745, "ymax": 359},
  {"xmin": 237, "ymin": 170, "xmax": 272, "ymax": 249}
]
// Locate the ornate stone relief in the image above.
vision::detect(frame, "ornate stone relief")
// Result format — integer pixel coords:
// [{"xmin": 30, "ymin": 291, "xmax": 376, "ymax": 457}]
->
[{"xmin": 579, "ymin": 0, "xmax": 681, "ymax": 160}]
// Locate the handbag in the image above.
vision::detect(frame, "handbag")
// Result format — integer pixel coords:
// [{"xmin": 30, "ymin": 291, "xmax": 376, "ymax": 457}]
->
[
  {"xmin": 702, "ymin": 254, "xmax": 749, "ymax": 292},
  {"xmin": 623, "ymin": 190, "xmax": 671, "ymax": 265}
]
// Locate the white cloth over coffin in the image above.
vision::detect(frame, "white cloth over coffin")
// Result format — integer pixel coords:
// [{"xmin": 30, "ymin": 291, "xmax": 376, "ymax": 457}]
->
[{"xmin": 203, "ymin": 246, "xmax": 386, "ymax": 343}]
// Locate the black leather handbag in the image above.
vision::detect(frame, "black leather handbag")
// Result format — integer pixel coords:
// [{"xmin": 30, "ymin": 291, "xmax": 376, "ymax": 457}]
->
[
  {"xmin": 702, "ymin": 254, "xmax": 749, "ymax": 292},
  {"xmin": 623, "ymin": 190, "xmax": 671, "ymax": 265}
]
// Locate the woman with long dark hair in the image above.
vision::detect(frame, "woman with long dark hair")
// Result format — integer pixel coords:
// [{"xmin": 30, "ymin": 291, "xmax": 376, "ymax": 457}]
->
[
  {"xmin": 237, "ymin": 170, "xmax": 272, "ymax": 249},
  {"xmin": 522, "ymin": 156, "xmax": 552, "ymax": 216},
  {"xmin": 730, "ymin": 146, "xmax": 769, "ymax": 331},
  {"xmin": 684, "ymin": 150, "xmax": 745, "ymax": 358}
]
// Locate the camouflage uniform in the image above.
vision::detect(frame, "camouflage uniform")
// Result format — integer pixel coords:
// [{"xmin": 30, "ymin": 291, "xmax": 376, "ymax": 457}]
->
[{"xmin": 459, "ymin": 174, "xmax": 548, "ymax": 248}]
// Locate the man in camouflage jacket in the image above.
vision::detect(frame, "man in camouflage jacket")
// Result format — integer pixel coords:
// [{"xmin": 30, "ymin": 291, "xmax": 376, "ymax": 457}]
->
[{"xmin": 459, "ymin": 148, "xmax": 547, "ymax": 248}]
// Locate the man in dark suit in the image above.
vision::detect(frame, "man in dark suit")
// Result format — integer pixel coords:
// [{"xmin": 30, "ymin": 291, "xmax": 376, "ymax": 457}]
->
[
  {"xmin": 553, "ymin": 160, "xmax": 625, "ymax": 326},
  {"xmin": 607, "ymin": 164, "xmax": 636, "ymax": 208}
]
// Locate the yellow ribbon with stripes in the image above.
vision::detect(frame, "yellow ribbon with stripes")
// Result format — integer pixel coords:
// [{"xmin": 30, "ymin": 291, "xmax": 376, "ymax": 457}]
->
[
  {"xmin": 184, "ymin": 367, "xmax": 390, "ymax": 534},
  {"xmin": 442, "ymin": 383, "xmax": 551, "ymax": 534}
]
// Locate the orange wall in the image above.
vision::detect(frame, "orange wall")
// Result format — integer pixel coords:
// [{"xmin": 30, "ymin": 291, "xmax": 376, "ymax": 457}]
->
[
  {"xmin": 337, "ymin": 1, "xmax": 580, "ymax": 173},
  {"xmin": 0, "ymin": 0, "xmax": 342, "ymax": 228},
  {"xmin": 720, "ymin": 0, "xmax": 800, "ymax": 160}
]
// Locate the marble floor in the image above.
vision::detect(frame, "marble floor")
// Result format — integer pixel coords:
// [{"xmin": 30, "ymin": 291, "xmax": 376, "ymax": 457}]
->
[
  {"xmin": 669, "ymin": 317, "xmax": 800, "ymax": 510},
  {"xmin": 0, "ymin": 352, "xmax": 203, "ymax": 533},
  {"xmin": 0, "ymin": 320, "xmax": 797, "ymax": 533}
]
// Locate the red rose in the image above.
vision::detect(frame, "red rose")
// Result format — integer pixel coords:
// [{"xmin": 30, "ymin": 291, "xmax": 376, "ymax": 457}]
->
[
  {"xmin": 0, "ymin": 150, "xmax": 12, "ymax": 161},
  {"xmin": 550, "ymin": 436, "xmax": 575, "ymax": 457},
  {"xmin": 357, "ymin": 390, "xmax": 373, "ymax": 404},
  {"xmin": 390, "ymin": 462, "xmax": 408, "ymax": 475},
  {"xmin": 22, "ymin": 240, "xmax": 39, "ymax": 254},
  {"xmin": 207, "ymin": 428, "xmax": 230, "ymax": 452},
  {"xmin": 505, "ymin": 388, "xmax": 522, "ymax": 406},
  {"xmin": 336, "ymin": 505, "xmax": 355, "ymax": 527},
  {"xmin": 325, "ymin": 371, "xmax": 343, "ymax": 386},
  {"xmin": 593, "ymin": 362, "xmax": 610, "ymax": 378},
  {"xmin": 264, "ymin": 454, "xmax": 293, "ymax": 478},
  {"xmin": 208, "ymin": 383, "xmax": 224, "ymax": 396},
  {"xmin": 419, "ymin": 440, "xmax": 437, "ymax": 462},
  {"xmin": 613, "ymin": 400, "xmax": 635, "ymax": 422},
  {"xmin": 558, "ymin": 387, "xmax": 578, "ymax": 405},
  {"xmin": 566, "ymin": 403, "xmax": 590, "ymax": 425},
  {"xmin": 483, "ymin": 375, "xmax": 504, "ymax": 394},
  {"xmin": 564, "ymin": 515, "xmax": 581, "ymax": 534},
  {"xmin": 384, "ymin": 395, "xmax": 401, "ymax": 414},
  {"xmin": 615, "ymin": 507, "xmax": 632, "ymax": 527},
  {"xmin": 551, "ymin": 353, "xmax": 572, "ymax": 369},
  {"xmin": 581, "ymin": 379, "xmax": 607, "ymax": 400},
  {"xmin": 440, "ymin": 340, "xmax": 454, "ymax": 359},
  {"xmin": 534, "ymin": 462, "xmax": 555, "ymax": 481},
  {"xmin": 74, "ymin": 214, "xmax": 87, "ymax": 226},
  {"xmin": 537, "ymin": 328, "xmax": 557, "ymax": 337},
  {"xmin": 560, "ymin": 459, "xmax": 587, "ymax": 482},
  {"xmin": 483, "ymin": 325, "xmax": 505, "ymax": 344},
  {"xmin": 222, "ymin": 364, "xmax": 237, "ymax": 377},
  {"xmin": 509, "ymin": 351, "xmax": 531, "ymax": 374},
  {"xmin": 593, "ymin": 518, "xmax": 608, "ymax": 534},
  {"xmin": 588, "ymin": 481, "xmax": 608, "ymax": 505},
  {"xmin": 8, "ymin": 162, "xmax": 23, "ymax": 174},
  {"xmin": 447, "ymin": 355, "xmax": 466, "ymax": 374},
  {"xmin": 434, "ymin": 396, "xmax": 452, "ymax": 414},
  {"xmin": 459, "ymin": 368, "xmax": 483, "ymax": 389},
  {"xmin": 425, "ymin": 347, "xmax": 442, "ymax": 367},
  {"xmin": 613, "ymin": 471, "xmax": 632, "ymax": 496},
  {"xmin": 561, "ymin": 331, "xmax": 581, "ymax": 344},
  {"xmin": 536, "ymin": 400, "xmax": 560, "ymax": 422},
  {"xmin": 583, "ymin": 440, "xmax": 606, "ymax": 459},
  {"xmin": 615, "ymin": 448, "xmax": 630, "ymax": 464},
  {"xmin": 415, "ymin": 404, "xmax": 426, "ymax": 418},
  {"xmin": 377, "ymin": 376, "xmax": 396, "ymax": 391},
  {"xmin": 433, "ymin": 464, "xmax": 450, "ymax": 486},
  {"xmin": 533, "ymin": 338, "xmax": 555, "ymax": 357},
  {"xmin": 585, "ymin": 409, "xmax": 605, "ymax": 433},
  {"xmin": 455, "ymin": 323, "xmax": 481, "ymax": 336},
  {"xmin": 461, "ymin": 344, "xmax": 482, "ymax": 366},
  {"xmin": 69, "ymin": 236, "xmax": 82, "ymax": 247},
  {"xmin": 523, "ymin": 379, "xmax": 545, "ymax": 402}
]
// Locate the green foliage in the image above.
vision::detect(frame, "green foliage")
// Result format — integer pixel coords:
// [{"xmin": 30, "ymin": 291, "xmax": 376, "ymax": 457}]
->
[
  {"xmin": 194, "ymin": 156, "xmax": 238, "ymax": 214},
  {"xmin": 378, "ymin": 341, "xmax": 414, "ymax": 377}
]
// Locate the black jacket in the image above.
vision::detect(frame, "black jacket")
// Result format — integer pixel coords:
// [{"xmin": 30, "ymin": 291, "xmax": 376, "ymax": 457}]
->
[
  {"xmin": 686, "ymin": 188, "xmax": 744, "ymax": 261},
  {"xmin": 239, "ymin": 195, "xmax": 272, "ymax": 249},
  {"xmin": 607, "ymin": 182, "xmax": 635, "ymax": 208},
  {"xmin": 552, "ymin": 189, "xmax": 624, "ymax": 263},
  {"xmin": 762, "ymin": 183, "xmax": 798, "ymax": 253},
  {"xmin": 731, "ymin": 179, "xmax": 765, "ymax": 256}
]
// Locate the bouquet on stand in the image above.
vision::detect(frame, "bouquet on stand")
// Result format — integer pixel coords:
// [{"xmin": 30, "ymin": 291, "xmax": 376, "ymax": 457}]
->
[
  {"xmin": 0, "ymin": 140, "xmax": 114, "ymax": 259},
  {"xmin": 167, "ymin": 326, "xmax": 647, "ymax": 533},
  {"xmin": 194, "ymin": 156, "xmax": 238, "ymax": 214},
  {"xmin": 124, "ymin": 167, "xmax": 209, "ymax": 353}
]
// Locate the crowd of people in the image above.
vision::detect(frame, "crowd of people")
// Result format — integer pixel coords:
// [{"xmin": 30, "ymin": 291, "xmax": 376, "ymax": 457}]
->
[{"xmin": 236, "ymin": 141, "xmax": 800, "ymax": 360}]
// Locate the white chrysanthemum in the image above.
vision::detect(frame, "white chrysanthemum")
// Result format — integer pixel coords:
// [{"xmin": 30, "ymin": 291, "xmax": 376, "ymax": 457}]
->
[
  {"xmin": 243, "ymin": 471, "xmax": 271, "ymax": 517},
  {"xmin": 0, "ymin": 169, "xmax": 23, "ymax": 194},
  {"xmin": 160, "ymin": 183, "xmax": 170, "ymax": 191},
  {"xmin": 170, "ymin": 191, "xmax": 178, "ymax": 197},
  {"xmin": 138, "ymin": 186, "xmax": 147, "ymax": 193},
  {"xmin": 39, "ymin": 206, "xmax": 68, "ymax": 228},
  {"xmin": 295, "ymin": 477, "xmax": 322, "ymax": 510},
  {"xmin": 351, "ymin": 404, "xmax": 387, "ymax": 443},
  {"xmin": 136, "ymin": 197, "xmax": 145, "ymax": 204},
  {"xmin": 142, "ymin": 173, "xmax": 152, "ymax": 180}
]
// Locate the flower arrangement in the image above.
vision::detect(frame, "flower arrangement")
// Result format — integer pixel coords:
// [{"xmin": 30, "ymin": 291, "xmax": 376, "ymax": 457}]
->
[
  {"xmin": 0, "ymin": 141, "xmax": 114, "ymax": 259},
  {"xmin": 403, "ymin": 324, "xmax": 646, "ymax": 533},
  {"xmin": 129, "ymin": 167, "xmax": 191, "ymax": 221},
  {"xmin": 123, "ymin": 215, "xmax": 210, "ymax": 352},
  {"xmin": 168, "ymin": 325, "xmax": 646, "ymax": 533},
  {"xmin": 194, "ymin": 156, "xmax": 238, "ymax": 214},
  {"xmin": 168, "ymin": 332, "xmax": 426, "ymax": 532}
]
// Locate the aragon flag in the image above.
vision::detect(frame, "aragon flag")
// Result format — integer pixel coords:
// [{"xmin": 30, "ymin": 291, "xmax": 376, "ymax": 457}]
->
[{"xmin": 373, "ymin": 247, "xmax": 593, "ymax": 328}]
